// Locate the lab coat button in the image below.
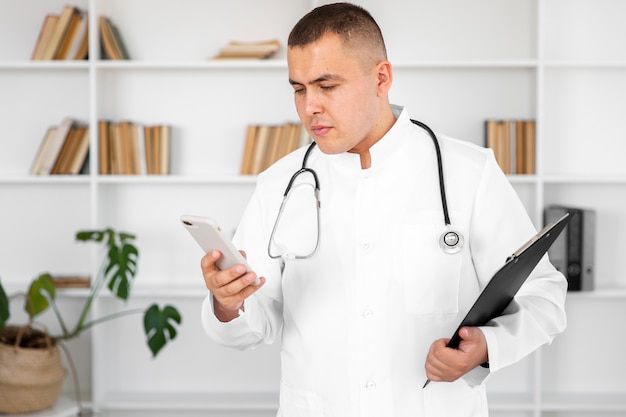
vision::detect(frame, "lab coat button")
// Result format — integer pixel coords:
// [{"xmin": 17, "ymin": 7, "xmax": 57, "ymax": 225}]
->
[
  {"xmin": 360, "ymin": 242, "xmax": 370, "ymax": 250},
  {"xmin": 362, "ymin": 309, "xmax": 374, "ymax": 319},
  {"xmin": 365, "ymin": 380, "xmax": 377, "ymax": 390}
]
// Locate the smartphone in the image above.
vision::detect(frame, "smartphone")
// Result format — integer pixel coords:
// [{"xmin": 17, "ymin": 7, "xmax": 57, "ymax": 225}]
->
[{"xmin": 181, "ymin": 215, "xmax": 259, "ymax": 284}]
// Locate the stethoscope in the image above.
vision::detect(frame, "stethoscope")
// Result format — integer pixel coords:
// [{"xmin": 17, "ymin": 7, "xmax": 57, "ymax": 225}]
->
[{"xmin": 267, "ymin": 119, "xmax": 464, "ymax": 259}]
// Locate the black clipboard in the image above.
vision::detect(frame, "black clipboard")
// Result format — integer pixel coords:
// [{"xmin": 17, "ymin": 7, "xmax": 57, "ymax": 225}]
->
[{"xmin": 424, "ymin": 211, "xmax": 572, "ymax": 387}]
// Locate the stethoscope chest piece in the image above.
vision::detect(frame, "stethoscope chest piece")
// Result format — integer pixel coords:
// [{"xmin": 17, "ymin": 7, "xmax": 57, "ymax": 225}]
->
[{"xmin": 439, "ymin": 228, "xmax": 464, "ymax": 254}]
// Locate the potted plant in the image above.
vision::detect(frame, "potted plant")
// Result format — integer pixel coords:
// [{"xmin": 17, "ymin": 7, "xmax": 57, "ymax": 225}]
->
[{"xmin": 0, "ymin": 227, "xmax": 182, "ymax": 414}]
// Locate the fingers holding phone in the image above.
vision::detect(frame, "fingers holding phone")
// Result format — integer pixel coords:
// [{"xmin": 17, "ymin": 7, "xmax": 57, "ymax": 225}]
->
[
  {"xmin": 182, "ymin": 215, "xmax": 264, "ymax": 321},
  {"xmin": 201, "ymin": 249, "xmax": 264, "ymax": 317}
]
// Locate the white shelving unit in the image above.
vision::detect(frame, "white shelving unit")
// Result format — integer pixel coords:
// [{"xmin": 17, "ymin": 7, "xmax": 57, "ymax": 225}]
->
[{"xmin": 1, "ymin": 1, "xmax": 625, "ymax": 416}]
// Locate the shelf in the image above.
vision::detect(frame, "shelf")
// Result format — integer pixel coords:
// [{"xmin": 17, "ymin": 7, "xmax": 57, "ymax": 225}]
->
[
  {"xmin": 0, "ymin": 174, "xmax": 91, "ymax": 185},
  {"xmin": 0, "ymin": 61, "xmax": 89, "ymax": 70},
  {"xmin": 0, "ymin": 174, "xmax": 257, "ymax": 185},
  {"xmin": 10, "ymin": 396, "xmax": 80, "ymax": 417},
  {"xmin": 97, "ymin": 391, "xmax": 278, "ymax": 412},
  {"xmin": 94, "ymin": 59, "xmax": 289, "ymax": 70},
  {"xmin": 541, "ymin": 393, "xmax": 626, "ymax": 411},
  {"xmin": 392, "ymin": 59, "xmax": 539, "ymax": 69},
  {"xmin": 543, "ymin": 60, "xmax": 626, "ymax": 69},
  {"xmin": 542, "ymin": 175, "xmax": 626, "ymax": 185},
  {"xmin": 94, "ymin": 174, "xmax": 257, "ymax": 185},
  {"xmin": 565, "ymin": 288, "xmax": 626, "ymax": 299},
  {"xmin": 0, "ymin": 59, "xmax": 546, "ymax": 71},
  {"xmin": 486, "ymin": 393, "xmax": 535, "ymax": 411}
]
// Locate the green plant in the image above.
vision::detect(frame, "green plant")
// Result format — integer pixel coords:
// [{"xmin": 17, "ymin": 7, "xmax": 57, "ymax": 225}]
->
[{"xmin": 0, "ymin": 228, "xmax": 182, "ymax": 357}]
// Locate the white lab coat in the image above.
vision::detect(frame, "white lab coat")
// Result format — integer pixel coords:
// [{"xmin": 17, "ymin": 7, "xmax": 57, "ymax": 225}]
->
[{"xmin": 201, "ymin": 106, "xmax": 567, "ymax": 417}]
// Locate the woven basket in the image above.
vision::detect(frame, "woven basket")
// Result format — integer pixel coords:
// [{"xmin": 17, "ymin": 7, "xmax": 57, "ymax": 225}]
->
[{"xmin": 0, "ymin": 325, "xmax": 66, "ymax": 414}]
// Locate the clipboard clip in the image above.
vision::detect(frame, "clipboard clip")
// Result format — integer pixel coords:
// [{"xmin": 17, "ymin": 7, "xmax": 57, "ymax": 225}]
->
[{"xmin": 506, "ymin": 222, "xmax": 556, "ymax": 264}]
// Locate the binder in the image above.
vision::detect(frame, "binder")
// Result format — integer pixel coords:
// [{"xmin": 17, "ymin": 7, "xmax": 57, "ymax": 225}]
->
[
  {"xmin": 544, "ymin": 206, "xmax": 595, "ymax": 291},
  {"xmin": 423, "ymin": 212, "xmax": 572, "ymax": 387}
]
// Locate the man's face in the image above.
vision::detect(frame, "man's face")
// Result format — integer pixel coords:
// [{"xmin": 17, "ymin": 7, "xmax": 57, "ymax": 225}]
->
[{"xmin": 287, "ymin": 33, "xmax": 385, "ymax": 156}]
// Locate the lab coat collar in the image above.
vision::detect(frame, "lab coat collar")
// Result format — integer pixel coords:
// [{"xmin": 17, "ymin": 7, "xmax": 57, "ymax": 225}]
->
[{"xmin": 333, "ymin": 104, "xmax": 413, "ymax": 171}]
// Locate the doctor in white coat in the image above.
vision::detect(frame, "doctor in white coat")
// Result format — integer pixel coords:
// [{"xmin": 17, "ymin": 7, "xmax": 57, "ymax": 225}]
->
[{"xmin": 200, "ymin": 3, "xmax": 567, "ymax": 416}]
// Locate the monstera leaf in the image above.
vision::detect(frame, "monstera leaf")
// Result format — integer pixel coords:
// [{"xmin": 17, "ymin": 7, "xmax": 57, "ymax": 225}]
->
[
  {"xmin": 77, "ymin": 228, "xmax": 139, "ymax": 301},
  {"xmin": 104, "ymin": 241, "xmax": 138, "ymax": 300},
  {"xmin": 0, "ymin": 280, "xmax": 9, "ymax": 328},
  {"xmin": 144, "ymin": 304, "xmax": 182, "ymax": 357},
  {"xmin": 24, "ymin": 274, "xmax": 56, "ymax": 320}
]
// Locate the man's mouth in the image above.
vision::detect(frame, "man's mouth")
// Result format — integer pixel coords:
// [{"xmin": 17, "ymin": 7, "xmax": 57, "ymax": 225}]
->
[{"xmin": 310, "ymin": 125, "xmax": 331, "ymax": 137}]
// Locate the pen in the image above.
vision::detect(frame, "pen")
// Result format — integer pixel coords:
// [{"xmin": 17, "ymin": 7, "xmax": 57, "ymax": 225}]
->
[{"xmin": 422, "ymin": 379, "xmax": 431, "ymax": 389}]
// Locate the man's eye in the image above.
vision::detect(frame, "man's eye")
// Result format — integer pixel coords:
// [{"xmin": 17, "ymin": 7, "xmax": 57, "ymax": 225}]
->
[
  {"xmin": 321, "ymin": 85, "xmax": 335, "ymax": 90},
  {"xmin": 293, "ymin": 88, "xmax": 305, "ymax": 94}
]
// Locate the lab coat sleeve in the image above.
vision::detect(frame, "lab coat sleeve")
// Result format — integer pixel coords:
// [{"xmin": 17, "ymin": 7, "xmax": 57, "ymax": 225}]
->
[
  {"xmin": 468, "ymin": 151, "xmax": 567, "ymax": 376},
  {"xmin": 201, "ymin": 291, "xmax": 282, "ymax": 350}
]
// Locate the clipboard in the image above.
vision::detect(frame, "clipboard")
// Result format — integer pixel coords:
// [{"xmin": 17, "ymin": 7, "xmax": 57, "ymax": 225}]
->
[{"xmin": 423, "ymin": 211, "xmax": 572, "ymax": 387}]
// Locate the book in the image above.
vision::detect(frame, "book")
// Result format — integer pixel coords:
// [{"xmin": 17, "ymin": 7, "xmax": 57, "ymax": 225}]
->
[
  {"xmin": 31, "ymin": 15, "xmax": 60, "ymax": 60},
  {"xmin": 32, "ymin": 124, "xmax": 89, "ymax": 175},
  {"xmin": 41, "ymin": 5, "xmax": 78, "ymax": 60},
  {"xmin": 99, "ymin": 120, "xmax": 171, "ymax": 175},
  {"xmin": 32, "ymin": 118, "xmax": 75, "ymax": 175},
  {"xmin": 65, "ymin": 126, "xmax": 90, "ymax": 174},
  {"xmin": 57, "ymin": 10, "xmax": 89, "ymax": 60},
  {"xmin": 98, "ymin": 120, "xmax": 110, "ymax": 174},
  {"xmin": 120, "ymin": 121, "xmax": 140, "ymax": 175},
  {"xmin": 99, "ymin": 16, "xmax": 130, "ymax": 60},
  {"xmin": 249, "ymin": 124, "xmax": 272, "ymax": 175},
  {"xmin": 544, "ymin": 206, "xmax": 596, "ymax": 291},
  {"xmin": 214, "ymin": 39, "xmax": 281, "ymax": 60},
  {"xmin": 30, "ymin": 127, "xmax": 57, "ymax": 174},
  {"xmin": 515, "ymin": 120, "xmax": 535, "ymax": 175},
  {"xmin": 485, "ymin": 119, "xmax": 535, "ymax": 175},
  {"xmin": 50, "ymin": 125, "xmax": 81, "ymax": 174},
  {"xmin": 240, "ymin": 122, "xmax": 304, "ymax": 175},
  {"xmin": 240, "ymin": 124, "xmax": 258, "ymax": 175},
  {"xmin": 71, "ymin": 18, "xmax": 89, "ymax": 60},
  {"xmin": 109, "ymin": 122, "xmax": 124, "ymax": 174},
  {"xmin": 159, "ymin": 124, "xmax": 171, "ymax": 175},
  {"xmin": 54, "ymin": 9, "xmax": 83, "ymax": 59}
]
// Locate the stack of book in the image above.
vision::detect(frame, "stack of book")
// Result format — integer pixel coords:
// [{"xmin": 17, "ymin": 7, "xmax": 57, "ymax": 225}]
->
[
  {"xmin": 31, "ymin": 118, "xmax": 90, "ymax": 175},
  {"xmin": 214, "ymin": 39, "xmax": 281, "ymax": 60},
  {"xmin": 31, "ymin": 5, "xmax": 89, "ymax": 60},
  {"xmin": 98, "ymin": 120, "xmax": 171, "ymax": 175},
  {"xmin": 99, "ymin": 16, "xmax": 130, "ymax": 60},
  {"xmin": 484, "ymin": 119, "xmax": 535, "ymax": 175},
  {"xmin": 49, "ymin": 275, "xmax": 91, "ymax": 289},
  {"xmin": 30, "ymin": 6, "xmax": 129, "ymax": 61},
  {"xmin": 240, "ymin": 122, "xmax": 308, "ymax": 175}
]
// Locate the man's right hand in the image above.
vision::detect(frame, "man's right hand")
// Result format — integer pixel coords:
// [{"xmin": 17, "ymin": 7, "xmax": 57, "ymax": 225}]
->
[{"xmin": 201, "ymin": 250, "xmax": 264, "ymax": 322}]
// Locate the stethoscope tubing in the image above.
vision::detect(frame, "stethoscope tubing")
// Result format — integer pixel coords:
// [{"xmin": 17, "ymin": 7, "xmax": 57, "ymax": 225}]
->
[{"xmin": 269, "ymin": 119, "xmax": 464, "ymax": 258}]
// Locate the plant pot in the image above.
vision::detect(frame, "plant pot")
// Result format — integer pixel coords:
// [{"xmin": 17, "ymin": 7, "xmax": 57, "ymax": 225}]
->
[{"xmin": 0, "ymin": 325, "xmax": 66, "ymax": 414}]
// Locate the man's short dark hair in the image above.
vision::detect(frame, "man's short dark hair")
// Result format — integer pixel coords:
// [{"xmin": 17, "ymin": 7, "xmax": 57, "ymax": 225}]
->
[{"xmin": 288, "ymin": 2, "xmax": 387, "ymax": 61}]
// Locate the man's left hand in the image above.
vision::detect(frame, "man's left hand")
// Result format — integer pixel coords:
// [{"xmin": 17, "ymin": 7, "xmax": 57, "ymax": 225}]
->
[{"xmin": 424, "ymin": 327, "xmax": 489, "ymax": 382}]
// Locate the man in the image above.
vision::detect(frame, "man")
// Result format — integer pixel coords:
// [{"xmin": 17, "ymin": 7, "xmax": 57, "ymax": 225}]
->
[{"xmin": 200, "ymin": 3, "xmax": 567, "ymax": 416}]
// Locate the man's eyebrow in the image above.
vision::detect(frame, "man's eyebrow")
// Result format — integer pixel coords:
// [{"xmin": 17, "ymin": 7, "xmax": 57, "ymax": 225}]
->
[{"xmin": 289, "ymin": 73, "xmax": 345, "ymax": 86}]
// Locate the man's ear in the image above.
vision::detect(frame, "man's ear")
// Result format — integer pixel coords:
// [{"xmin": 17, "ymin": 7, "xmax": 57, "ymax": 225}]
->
[{"xmin": 376, "ymin": 60, "xmax": 393, "ymax": 96}]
